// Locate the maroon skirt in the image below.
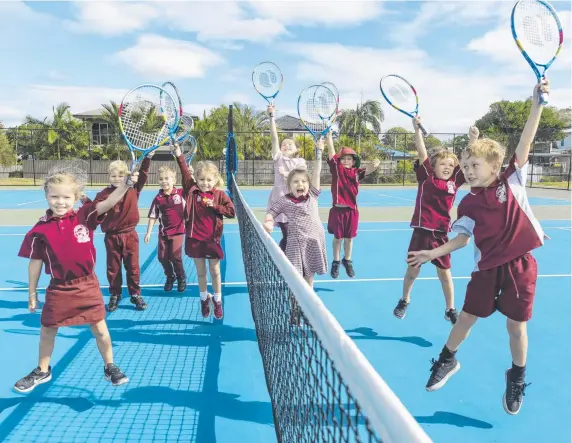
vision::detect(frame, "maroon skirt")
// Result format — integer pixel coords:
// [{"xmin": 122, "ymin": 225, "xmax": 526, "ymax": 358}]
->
[
  {"xmin": 185, "ymin": 238, "xmax": 224, "ymax": 260},
  {"xmin": 41, "ymin": 274, "xmax": 106, "ymax": 328}
]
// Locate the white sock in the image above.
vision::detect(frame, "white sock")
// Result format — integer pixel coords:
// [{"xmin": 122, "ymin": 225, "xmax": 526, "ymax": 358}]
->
[
  {"xmin": 200, "ymin": 291, "xmax": 209, "ymax": 301},
  {"xmin": 213, "ymin": 293, "xmax": 222, "ymax": 303}
]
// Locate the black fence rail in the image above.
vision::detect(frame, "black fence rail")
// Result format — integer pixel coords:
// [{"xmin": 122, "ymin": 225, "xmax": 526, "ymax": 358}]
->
[{"xmin": 1, "ymin": 128, "xmax": 570, "ymax": 189}]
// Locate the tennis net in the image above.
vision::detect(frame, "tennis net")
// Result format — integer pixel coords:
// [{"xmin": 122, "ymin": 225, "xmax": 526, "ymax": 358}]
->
[{"xmin": 230, "ymin": 176, "xmax": 431, "ymax": 443}]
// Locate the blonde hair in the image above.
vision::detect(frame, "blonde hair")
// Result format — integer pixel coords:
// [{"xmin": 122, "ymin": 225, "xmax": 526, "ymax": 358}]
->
[
  {"xmin": 195, "ymin": 161, "xmax": 224, "ymax": 188},
  {"xmin": 44, "ymin": 173, "xmax": 84, "ymax": 200},
  {"xmin": 463, "ymin": 138, "xmax": 506, "ymax": 166},
  {"xmin": 157, "ymin": 165, "xmax": 176, "ymax": 178},
  {"xmin": 286, "ymin": 164, "xmax": 310, "ymax": 189},
  {"xmin": 109, "ymin": 160, "xmax": 129, "ymax": 175},
  {"xmin": 430, "ymin": 148, "xmax": 459, "ymax": 168}
]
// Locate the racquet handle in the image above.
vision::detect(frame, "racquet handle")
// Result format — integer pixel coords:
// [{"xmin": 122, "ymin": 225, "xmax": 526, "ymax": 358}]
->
[
  {"xmin": 539, "ymin": 91, "xmax": 548, "ymax": 105},
  {"xmin": 418, "ymin": 123, "xmax": 428, "ymax": 137}
]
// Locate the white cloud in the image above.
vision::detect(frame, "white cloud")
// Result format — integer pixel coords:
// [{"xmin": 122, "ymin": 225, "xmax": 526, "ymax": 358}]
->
[
  {"xmin": 249, "ymin": 1, "xmax": 384, "ymax": 26},
  {"xmin": 223, "ymin": 92, "xmax": 253, "ymax": 105},
  {"xmin": 113, "ymin": 35, "xmax": 224, "ymax": 80},
  {"xmin": 0, "ymin": 2, "xmax": 53, "ymax": 27}
]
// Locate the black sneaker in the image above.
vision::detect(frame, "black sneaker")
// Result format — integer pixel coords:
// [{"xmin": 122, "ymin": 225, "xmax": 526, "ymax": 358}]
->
[
  {"xmin": 426, "ymin": 357, "xmax": 461, "ymax": 392},
  {"xmin": 503, "ymin": 369, "xmax": 530, "ymax": 415},
  {"xmin": 330, "ymin": 260, "xmax": 340, "ymax": 279},
  {"xmin": 104, "ymin": 363, "xmax": 129, "ymax": 386},
  {"xmin": 107, "ymin": 294, "xmax": 121, "ymax": 312},
  {"xmin": 14, "ymin": 366, "xmax": 52, "ymax": 393},
  {"xmin": 177, "ymin": 276, "xmax": 187, "ymax": 293},
  {"xmin": 341, "ymin": 258, "xmax": 355, "ymax": 278},
  {"xmin": 164, "ymin": 276, "xmax": 176, "ymax": 292},
  {"xmin": 130, "ymin": 295, "xmax": 147, "ymax": 311},
  {"xmin": 445, "ymin": 308, "xmax": 458, "ymax": 325},
  {"xmin": 393, "ymin": 299, "xmax": 409, "ymax": 319}
]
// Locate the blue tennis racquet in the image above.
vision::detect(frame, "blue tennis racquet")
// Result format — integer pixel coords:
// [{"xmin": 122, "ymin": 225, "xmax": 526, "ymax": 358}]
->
[
  {"xmin": 511, "ymin": 0, "xmax": 563, "ymax": 105},
  {"xmin": 297, "ymin": 84, "xmax": 337, "ymax": 158},
  {"xmin": 252, "ymin": 61, "xmax": 283, "ymax": 106},
  {"xmin": 118, "ymin": 84, "xmax": 179, "ymax": 184},
  {"xmin": 380, "ymin": 74, "xmax": 428, "ymax": 137}
]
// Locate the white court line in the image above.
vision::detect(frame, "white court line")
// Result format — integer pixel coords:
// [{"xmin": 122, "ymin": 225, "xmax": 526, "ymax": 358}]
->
[
  {"xmin": 369, "ymin": 192, "xmax": 416, "ymax": 202},
  {"xmin": 15, "ymin": 199, "xmax": 45, "ymax": 206},
  {"xmin": 1, "ymin": 274, "xmax": 569, "ymax": 292}
]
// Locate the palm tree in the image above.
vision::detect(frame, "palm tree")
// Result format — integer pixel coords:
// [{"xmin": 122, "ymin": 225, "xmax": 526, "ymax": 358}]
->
[{"xmin": 337, "ymin": 100, "xmax": 384, "ymax": 149}]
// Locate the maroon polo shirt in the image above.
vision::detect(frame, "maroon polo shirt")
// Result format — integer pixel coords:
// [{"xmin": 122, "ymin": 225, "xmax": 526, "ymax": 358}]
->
[
  {"xmin": 451, "ymin": 156, "xmax": 546, "ymax": 271},
  {"xmin": 328, "ymin": 154, "xmax": 366, "ymax": 209},
  {"xmin": 148, "ymin": 187, "xmax": 186, "ymax": 237},
  {"xmin": 189, "ymin": 190, "xmax": 217, "ymax": 242},
  {"xmin": 18, "ymin": 201, "xmax": 105, "ymax": 281},
  {"xmin": 411, "ymin": 158, "xmax": 466, "ymax": 232}
]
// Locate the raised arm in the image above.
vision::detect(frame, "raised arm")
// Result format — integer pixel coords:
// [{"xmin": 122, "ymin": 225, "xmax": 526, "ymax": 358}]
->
[
  {"xmin": 514, "ymin": 80, "xmax": 549, "ymax": 167},
  {"xmin": 27, "ymin": 259, "xmax": 43, "ymax": 312},
  {"xmin": 133, "ymin": 156, "xmax": 152, "ymax": 194},
  {"xmin": 311, "ymin": 138, "xmax": 324, "ymax": 189},
  {"xmin": 412, "ymin": 116, "xmax": 428, "ymax": 164},
  {"xmin": 173, "ymin": 144, "xmax": 196, "ymax": 193},
  {"xmin": 95, "ymin": 181, "xmax": 133, "ymax": 215},
  {"xmin": 326, "ymin": 130, "xmax": 335, "ymax": 160},
  {"xmin": 268, "ymin": 105, "xmax": 280, "ymax": 160},
  {"xmin": 468, "ymin": 126, "xmax": 479, "ymax": 146}
]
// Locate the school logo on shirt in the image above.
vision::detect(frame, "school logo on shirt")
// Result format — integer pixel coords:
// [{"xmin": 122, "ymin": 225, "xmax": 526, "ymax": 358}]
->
[
  {"xmin": 447, "ymin": 181, "xmax": 456, "ymax": 194},
  {"xmin": 173, "ymin": 194, "xmax": 182, "ymax": 205},
  {"xmin": 496, "ymin": 183, "xmax": 507, "ymax": 203},
  {"xmin": 74, "ymin": 224, "xmax": 90, "ymax": 243}
]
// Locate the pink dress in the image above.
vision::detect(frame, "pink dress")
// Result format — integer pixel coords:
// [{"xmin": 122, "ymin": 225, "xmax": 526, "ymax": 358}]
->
[{"xmin": 266, "ymin": 152, "xmax": 306, "ymax": 224}]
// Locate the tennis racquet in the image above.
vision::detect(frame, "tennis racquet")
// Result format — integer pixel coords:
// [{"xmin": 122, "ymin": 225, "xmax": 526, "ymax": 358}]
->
[
  {"xmin": 118, "ymin": 84, "xmax": 179, "ymax": 185},
  {"xmin": 252, "ymin": 61, "xmax": 283, "ymax": 106},
  {"xmin": 182, "ymin": 135, "xmax": 198, "ymax": 166},
  {"xmin": 380, "ymin": 74, "xmax": 428, "ymax": 137},
  {"xmin": 511, "ymin": 0, "xmax": 563, "ymax": 104},
  {"xmin": 297, "ymin": 84, "xmax": 337, "ymax": 158},
  {"xmin": 322, "ymin": 81, "xmax": 340, "ymax": 115},
  {"xmin": 159, "ymin": 81, "xmax": 186, "ymax": 145}
]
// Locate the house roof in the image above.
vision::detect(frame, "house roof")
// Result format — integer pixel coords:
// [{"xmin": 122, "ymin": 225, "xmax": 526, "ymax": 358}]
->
[{"xmin": 275, "ymin": 115, "xmax": 306, "ymax": 132}]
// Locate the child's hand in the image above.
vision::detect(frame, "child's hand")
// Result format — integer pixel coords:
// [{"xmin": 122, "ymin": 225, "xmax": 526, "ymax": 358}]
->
[
  {"xmin": 317, "ymin": 138, "xmax": 325, "ymax": 152},
  {"xmin": 469, "ymin": 126, "xmax": 479, "ymax": 139},
  {"xmin": 533, "ymin": 77, "xmax": 550, "ymax": 105},
  {"xmin": 412, "ymin": 116, "xmax": 422, "ymax": 131},
  {"xmin": 202, "ymin": 196, "xmax": 214, "ymax": 207},
  {"xmin": 372, "ymin": 159, "xmax": 381, "ymax": 168},
  {"xmin": 173, "ymin": 143, "xmax": 182, "ymax": 157},
  {"xmin": 263, "ymin": 220, "xmax": 274, "ymax": 233},
  {"xmin": 278, "ymin": 166, "xmax": 288, "ymax": 178},
  {"xmin": 130, "ymin": 171, "xmax": 139, "ymax": 184},
  {"xmin": 147, "ymin": 150, "xmax": 155, "ymax": 159},
  {"xmin": 406, "ymin": 250, "xmax": 431, "ymax": 268},
  {"xmin": 144, "ymin": 233, "xmax": 151, "ymax": 244},
  {"xmin": 267, "ymin": 104, "xmax": 275, "ymax": 117},
  {"xmin": 28, "ymin": 293, "xmax": 38, "ymax": 312}
]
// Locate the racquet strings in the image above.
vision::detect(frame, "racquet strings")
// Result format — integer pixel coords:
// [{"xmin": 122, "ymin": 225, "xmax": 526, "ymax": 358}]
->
[
  {"xmin": 298, "ymin": 85, "xmax": 335, "ymax": 136},
  {"xmin": 382, "ymin": 76, "xmax": 417, "ymax": 112},
  {"xmin": 253, "ymin": 62, "xmax": 282, "ymax": 98},
  {"xmin": 514, "ymin": 0, "xmax": 560, "ymax": 64}
]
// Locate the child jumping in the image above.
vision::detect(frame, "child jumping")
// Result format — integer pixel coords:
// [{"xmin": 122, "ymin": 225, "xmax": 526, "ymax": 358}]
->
[
  {"xmin": 408, "ymin": 80, "xmax": 550, "ymax": 415},
  {"xmin": 265, "ymin": 104, "xmax": 306, "ymax": 251},
  {"xmin": 145, "ymin": 165, "xmax": 187, "ymax": 293},
  {"xmin": 393, "ymin": 117, "xmax": 479, "ymax": 324},
  {"xmin": 264, "ymin": 138, "xmax": 328, "ymax": 289},
  {"xmin": 175, "ymin": 144, "xmax": 235, "ymax": 319},
  {"xmin": 95, "ymin": 156, "xmax": 152, "ymax": 312},
  {"xmin": 14, "ymin": 167, "xmax": 135, "ymax": 392},
  {"xmin": 325, "ymin": 131, "xmax": 380, "ymax": 278}
]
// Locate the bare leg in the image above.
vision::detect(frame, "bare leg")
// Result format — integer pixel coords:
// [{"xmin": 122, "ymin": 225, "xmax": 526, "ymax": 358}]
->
[
  {"xmin": 38, "ymin": 326, "xmax": 58, "ymax": 372},
  {"xmin": 90, "ymin": 320, "xmax": 114, "ymax": 366},
  {"xmin": 436, "ymin": 267, "xmax": 455, "ymax": 311}
]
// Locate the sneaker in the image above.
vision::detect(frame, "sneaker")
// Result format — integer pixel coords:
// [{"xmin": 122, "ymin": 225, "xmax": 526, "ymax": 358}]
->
[
  {"xmin": 426, "ymin": 358, "xmax": 461, "ymax": 392},
  {"xmin": 212, "ymin": 298, "xmax": 223, "ymax": 320},
  {"xmin": 341, "ymin": 258, "xmax": 355, "ymax": 278},
  {"xmin": 107, "ymin": 294, "xmax": 121, "ymax": 312},
  {"xmin": 164, "ymin": 276, "xmax": 176, "ymax": 292},
  {"xmin": 330, "ymin": 260, "xmax": 340, "ymax": 279},
  {"xmin": 503, "ymin": 369, "xmax": 530, "ymax": 415},
  {"xmin": 14, "ymin": 367, "xmax": 52, "ymax": 393},
  {"xmin": 104, "ymin": 363, "xmax": 129, "ymax": 386},
  {"xmin": 201, "ymin": 295, "xmax": 212, "ymax": 318},
  {"xmin": 393, "ymin": 299, "xmax": 409, "ymax": 319},
  {"xmin": 445, "ymin": 308, "xmax": 458, "ymax": 325},
  {"xmin": 130, "ymin": 295, "xmax": 147, "ymax": 311},
  {"xmin": 177, "ymin": 276, "xmax": 187, "ymax": 293}
]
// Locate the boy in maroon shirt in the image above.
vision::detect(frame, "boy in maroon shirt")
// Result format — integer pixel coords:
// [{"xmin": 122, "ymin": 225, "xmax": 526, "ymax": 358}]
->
[
  {"xmin": 14, "ymin": 168, "xmax": 135, "ymax": 392},
  {"xmin": 144, "ymin": 165, "xmax": 187, "ymax": 292},
  {"xmin": 408, "ymin": 81, "xmax": 550, "ymax": 415},
  {"xmin": 325, "ymin": 131, "xmax": 380, "ymax": 278},
  {"xmin": 394, "ymin": 117, "xmax": 478, "ymax": 324},
  {"xmin": 174, "ymin": 144, "xmax": 235, "ymax": 320},
  {"xmin": 95, "ymin": 157, "xmax": 151, "ymax": 312}
]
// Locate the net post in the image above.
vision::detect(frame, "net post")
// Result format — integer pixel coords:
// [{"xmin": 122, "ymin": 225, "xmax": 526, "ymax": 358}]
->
[{"xmin": 226, "ymin": 104, "xmax": 237, "ymax": 195}]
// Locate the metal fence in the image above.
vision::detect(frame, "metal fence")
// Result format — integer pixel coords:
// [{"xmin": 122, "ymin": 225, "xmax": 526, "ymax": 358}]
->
[{"xmin": 1, "ymin": 128, "xmax": 570, "ymax": 189}]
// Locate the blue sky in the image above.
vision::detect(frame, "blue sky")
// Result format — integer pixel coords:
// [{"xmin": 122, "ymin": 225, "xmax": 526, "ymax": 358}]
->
[{"xmin": 1, "ymin": 0, "xmax": 571, "ymax": 134}]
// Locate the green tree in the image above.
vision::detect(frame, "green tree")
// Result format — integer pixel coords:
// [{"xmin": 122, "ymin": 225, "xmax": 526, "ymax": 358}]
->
[
  {"xmin": 0, "ymin": 127, "xmax": 16, "ymax": 167},
  {"xmin": 337, "ymin": 100, "xmax": 384, "ymax": 149},
  {"xmin": 380, "ymin": 127, "xmax": 412, "ymax": 152}
]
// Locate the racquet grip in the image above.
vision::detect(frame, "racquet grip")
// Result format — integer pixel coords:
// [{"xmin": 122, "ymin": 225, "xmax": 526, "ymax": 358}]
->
[
  {"xmin": 538, "ymin": 92, "xmax": 548, "ymax": 105},
  {"xmin": 418, "ymin": 123, "xmax": 428, "ymax": 137}
]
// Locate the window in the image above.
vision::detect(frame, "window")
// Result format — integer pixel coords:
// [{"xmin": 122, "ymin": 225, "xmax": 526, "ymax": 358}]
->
[{"xmin": 92, "ymin": 122, "xmax": 109, "ymax": 145}]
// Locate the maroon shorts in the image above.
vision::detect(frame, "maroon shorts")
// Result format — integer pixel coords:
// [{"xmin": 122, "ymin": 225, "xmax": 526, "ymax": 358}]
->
[
  {"xmin": 42, "ymin": 274, "xmax": 106, "ymax": 328},
  {"xmin": 463, "ymin": 253, "xmax": 538, "ymax": 322},
  {"xmin": 408, "ymin": 228, "xmax": 450, "ymax": 269},
  {"xmin": 185, "ymin": 238, "xmax": 224, "ymax": 260},
  {"xmin": 327, "ymin": 206, "xmax": 359, "ymax": 239}
]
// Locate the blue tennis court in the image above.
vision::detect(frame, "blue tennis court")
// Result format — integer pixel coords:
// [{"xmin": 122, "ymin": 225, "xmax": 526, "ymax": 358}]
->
[{"xmin": 0, "ymin": 187, "xmax": 570, "ymax": 442}]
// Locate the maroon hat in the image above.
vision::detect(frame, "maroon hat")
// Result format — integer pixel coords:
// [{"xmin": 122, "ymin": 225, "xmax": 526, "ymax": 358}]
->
[{"xmin": 339, "ymin": 148, "xmax": 361, "ymax": 168}]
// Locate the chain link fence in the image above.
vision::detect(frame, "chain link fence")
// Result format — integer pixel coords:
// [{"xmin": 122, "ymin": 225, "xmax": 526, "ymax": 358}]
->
[{"xmin": 1, "ymin": 128, "xmax": 570, "ymax": 189}]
